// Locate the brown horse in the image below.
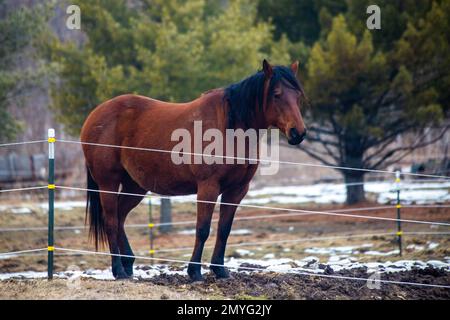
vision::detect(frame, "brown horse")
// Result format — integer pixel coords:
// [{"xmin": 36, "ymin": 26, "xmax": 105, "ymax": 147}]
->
[{"xmin": 81, "ymin": 60, "xmax": 307, "ymax": 281}]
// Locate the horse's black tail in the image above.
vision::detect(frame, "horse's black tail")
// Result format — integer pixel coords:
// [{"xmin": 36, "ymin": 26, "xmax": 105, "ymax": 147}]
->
[{"xmin": 86, "ymin": 168, "xmax": 106, "ymax": 250}]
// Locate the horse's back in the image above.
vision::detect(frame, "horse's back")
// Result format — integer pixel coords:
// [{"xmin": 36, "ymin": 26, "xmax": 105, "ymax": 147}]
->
[
  {"xmin": 83, "ymin": 94, "xmax": 152, "ymax": 135},
  {"xmin": 80, "ymin": 91, "xmax": 251, "ymax": 195},
  {"xmin": 80, "ymin": 94, "xmax": 165, "ymax": 176}
]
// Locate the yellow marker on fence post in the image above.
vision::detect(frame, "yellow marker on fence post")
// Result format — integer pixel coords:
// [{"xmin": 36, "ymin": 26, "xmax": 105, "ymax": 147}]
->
[
  {"xmin": 395, "ymin": 171, "xmax": 402, "ymax": 256},
  {"xmin": 148, "ymin": 194, "xmax": 154, "ymax": 264},
  {"xmin": 47, "ymin": 128, "xmax": 55, "ymax": 280}
]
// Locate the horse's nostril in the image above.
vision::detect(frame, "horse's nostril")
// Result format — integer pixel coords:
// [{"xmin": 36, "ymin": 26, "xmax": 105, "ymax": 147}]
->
[
  {"xmin": 288, "ymin": 128, "xmax": 305, "ymax": 145},
  {"xmin": 289, "ymin": 127, "xmax": 299, "ymax": 138}
]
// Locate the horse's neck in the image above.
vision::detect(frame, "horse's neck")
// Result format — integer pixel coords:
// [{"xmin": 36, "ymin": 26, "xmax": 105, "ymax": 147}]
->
[
  {"xmin": 187, "ymin": 90, "xmax": 227, "ymax": 130},
  {"xmin": 193, "ymin": 89, "xmax": 267, "ymax": 135}
]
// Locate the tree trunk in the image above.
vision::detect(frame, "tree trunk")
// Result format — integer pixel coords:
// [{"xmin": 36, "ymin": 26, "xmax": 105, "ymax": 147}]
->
[
  {"xmin": 159, "ymin": 198, "xmax": 172, "ymax": 233},
  {"xmin": 342, "ymin": 145, "xmax": 366, "ymax": 205},
  {"xmin": 344, "ymin": 171, "xmax": 365, "ymax": 204}
]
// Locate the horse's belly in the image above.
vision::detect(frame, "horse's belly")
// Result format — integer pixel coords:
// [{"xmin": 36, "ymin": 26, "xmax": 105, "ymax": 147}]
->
[
  {"xmin": 146, "ymin": 178, "xmax": 197, "ymax": 196},
  {"xmin": 122, "ymin": 147, "xmax": 258, "ymax": 196},
  {"xmin": 123, "ymin": 155, "xmax": 198, "ymax": 196}
]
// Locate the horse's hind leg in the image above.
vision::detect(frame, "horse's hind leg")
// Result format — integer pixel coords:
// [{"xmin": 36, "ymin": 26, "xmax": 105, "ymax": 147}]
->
[
  {"xmin": 117, "ymin": 174, "xmax": 146, "ymax": 276},
  {"xmin": 210, "ymin": 184, "xmax": 249, "ymax": 279},
  {"xmin": 98, "ymin": 179, "xmax": 129, "ymax": 279}
]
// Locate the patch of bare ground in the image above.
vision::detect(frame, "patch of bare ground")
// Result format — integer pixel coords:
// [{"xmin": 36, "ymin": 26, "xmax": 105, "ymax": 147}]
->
[
  {"xmin": 0, "ymin": 278, "xmax": 211, "ymax": 300},
  {"xmin": 1, "ymin": 267, "xmax": 449, "ymax": 300},
  {"xmin": 1, "ymin": 200, "xmax": 449, "ymax": 300},
  {"xmin": 149, "ymin": 268, "xmax": 450, "ymax": 300}
]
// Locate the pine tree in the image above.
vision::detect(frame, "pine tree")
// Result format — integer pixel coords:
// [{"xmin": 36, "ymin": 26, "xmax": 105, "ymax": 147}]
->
[
  {"xmin": 303, "ymin": 3, "xmax": 449, "ymax": 204},
  {"xmin": 44, "ymin": 0, "xmax": 291, "ymax": 136}
]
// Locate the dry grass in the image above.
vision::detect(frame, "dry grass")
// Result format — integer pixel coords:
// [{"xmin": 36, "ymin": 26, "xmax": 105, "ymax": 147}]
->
[{"xmin": 0, "ymin": 278, "xmax": 212, "ymax": 300}]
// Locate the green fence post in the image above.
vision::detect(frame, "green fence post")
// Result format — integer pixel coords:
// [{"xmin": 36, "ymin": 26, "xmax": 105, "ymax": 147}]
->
[
  {"xmin": 395, "ymin": 170, "xmax": 402, "ymax": 256},
  {"xmin": 148, "ymin": 194, "xmax": 154, "ymax": 264},
  {"xmin": 47, "ymin": 128, "xmax": 55, "ymax": 280}
]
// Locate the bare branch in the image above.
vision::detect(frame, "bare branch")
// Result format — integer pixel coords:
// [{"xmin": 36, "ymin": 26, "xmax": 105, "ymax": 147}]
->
[
  {"xmin": 363, "ymin": 136, "xmax": 397, "ymax": 165},
  {"xmin": 298, "ymin": 143, "xmax": 334, "ymax": 158},
  {"xmin": 308, "ymin": 125, "xmax": 337, "ymax": 136},
  {"xmin": 297, "ymin": 145, "xmax": 338, "ymax": 167},
  {"xmin": 377, "ymin": 149, "xmax": 416, "ymax": 169},
  {"xmin": 301, "ymin": 128, "xmax": 342, "ymax": 163},
  {"xmin": 367, "ymin": 127, "xmax": 449, "ymax": 170},
  {"xmin": 306, "ymin": 135, "xmax": 340, "ymax": 147},
  {"xmin": 364, "ymin": 122, "xmax": 414, "ymax": 149}
]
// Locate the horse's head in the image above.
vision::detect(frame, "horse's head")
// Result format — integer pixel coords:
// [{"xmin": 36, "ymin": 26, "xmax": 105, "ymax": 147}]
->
[{"xmin": 262, "ymin": 60, "xmax": 307, "ymax": 145}]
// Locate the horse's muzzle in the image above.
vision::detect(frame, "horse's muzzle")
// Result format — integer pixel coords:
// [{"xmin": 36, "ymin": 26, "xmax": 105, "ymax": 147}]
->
[{"xmin": 288, "ymin": 128, "xmax": 306, "ymax": 145}]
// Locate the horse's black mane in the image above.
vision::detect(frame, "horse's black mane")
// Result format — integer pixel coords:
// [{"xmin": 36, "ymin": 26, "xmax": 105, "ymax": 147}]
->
[{"xmin": 223, "ymin": 65, "xmax": 303, "ymax": 128}]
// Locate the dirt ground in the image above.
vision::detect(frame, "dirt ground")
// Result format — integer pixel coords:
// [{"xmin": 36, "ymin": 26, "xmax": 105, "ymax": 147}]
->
[
  {"xmin": 1, "ymin": 202, "xmax": 449, "ymax": 272},
  {"xmin": 0, "ymin": 200, "xmax": 449, "ymax": 299},
  {"xmin": 0, "ymin": 267, "xmax": 449, "ymax": 300},
  {"xmin": 0, "ymin": 278, "xmax": 206, "ymax": 300}
]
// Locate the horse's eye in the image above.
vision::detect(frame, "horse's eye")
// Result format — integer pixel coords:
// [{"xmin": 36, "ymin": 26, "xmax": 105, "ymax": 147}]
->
[{"xmin": 274, "ymin": 93, "xmax": 282, "ymax": 99}]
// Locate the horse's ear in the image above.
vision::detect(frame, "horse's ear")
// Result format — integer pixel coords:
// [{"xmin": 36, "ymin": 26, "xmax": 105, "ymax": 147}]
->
[
  {"xmin": 290, "ymin": 61, "xmax": 299, "ymax": 75},
  {"xmin": 262, "ymin": 59, "xmax": 273, "ymax": 79}
]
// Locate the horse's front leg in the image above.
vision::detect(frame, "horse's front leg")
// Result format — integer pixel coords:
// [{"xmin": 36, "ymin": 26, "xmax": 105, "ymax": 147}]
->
[
  {"xmin": 210, "ymin": 184, "xmax": 249, "ymax": 279},
  {"xmin": 187, "ymin": 182, "xmax": 220, "ymax": 282}
]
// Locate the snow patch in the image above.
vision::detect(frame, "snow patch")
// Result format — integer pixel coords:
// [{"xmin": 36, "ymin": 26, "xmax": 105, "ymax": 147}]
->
[
  {"xmin": 363, "ymin": 250, "xmax": 399, "ymax": 256},
  {"xmin": 304, "ymin": 243, "xmax": 373, "ymax": 255},
  {"xmin": 230, "ymin": 229, "xmax": 252, "ymax": 236},
  {"xmin": 1, "ymin": 256, "xmax": 448, "ymax": 281},
  {"xmin": 11, "ymin": 208, "xmax": 32, "ymax": 214},
  {"xmin": 234, "ymin": 249, "xmax": 254, "ymax": 256}
]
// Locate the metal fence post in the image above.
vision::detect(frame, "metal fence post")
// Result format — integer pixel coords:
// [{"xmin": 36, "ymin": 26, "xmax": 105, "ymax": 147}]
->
[
  {"xmin": 47, "ymin": 128, "xmax": 55, "ymax": 280},
  {"xmin": 395, "ymin": 170, "xmax": 402, "ymax": 256},
  {"xmin": 148, "ymin": 194, "xmax": 155, "ymax": 264},
  {"xmin": 160, "ymin": 198, "xmax": 172, "ymax": 233}
]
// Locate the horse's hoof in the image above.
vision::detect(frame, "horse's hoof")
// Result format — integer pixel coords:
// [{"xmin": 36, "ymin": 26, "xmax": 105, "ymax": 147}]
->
[
  {"xmin": 121, "ymin": 258, "xmax": 135, "ymax": 277},
  {"xmin": 188, "ymin": 271, "xmax": 204, "ymax": 282},
  {"xmin": 114, "ymin": 270, "xmax": 131, "ymax": 280},
  {"xmin": 123, "ymin": 267, "xmax": 134, "ymax": 277},
  {"xmin": 187, "ymin": 263, "xmax": 204, "ymax": 282},
  {"xmin": 210, "ymin": 266, "xmax": 230, "ymax": 279}
]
